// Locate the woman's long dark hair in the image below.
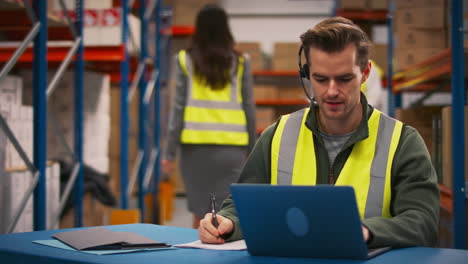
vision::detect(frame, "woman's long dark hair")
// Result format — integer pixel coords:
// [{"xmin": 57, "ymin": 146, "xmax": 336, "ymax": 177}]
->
[{"xmin": 188, "ymin": 4, "xmax": 237, "ymax": 90}]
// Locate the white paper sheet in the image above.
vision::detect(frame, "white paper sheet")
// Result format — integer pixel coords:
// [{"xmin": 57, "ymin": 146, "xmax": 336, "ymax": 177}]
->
[{"xmin": 174, "ymin": 240, "xmax": 247, "ymax": 251}]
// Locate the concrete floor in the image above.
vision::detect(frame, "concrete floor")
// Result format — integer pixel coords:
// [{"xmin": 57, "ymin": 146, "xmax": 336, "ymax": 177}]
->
[{"xmin": 163, "ymin": 196, "xmax": 193, "ymax": 229}]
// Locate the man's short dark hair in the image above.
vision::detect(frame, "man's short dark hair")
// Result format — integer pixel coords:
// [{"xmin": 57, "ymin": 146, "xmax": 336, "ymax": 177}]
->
[{"xmin": 300, "ymin": 16, "xmax": 371, "ymax": 71}]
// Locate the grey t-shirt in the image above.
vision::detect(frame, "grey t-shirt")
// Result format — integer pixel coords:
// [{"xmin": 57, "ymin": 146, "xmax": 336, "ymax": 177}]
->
[{"xmin": 318, "ymin": 130, "xmax": 354, "ymax": 166}]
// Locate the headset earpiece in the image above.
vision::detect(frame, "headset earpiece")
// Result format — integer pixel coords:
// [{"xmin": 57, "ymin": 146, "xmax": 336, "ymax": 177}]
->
[
  {"xmin": 298, "ymin": 46, "xmax": 310, "ymax": 80},
  {"xmin": 300, "ymin": 64, "xmax": 310, "ymax": 80},
  {"xmin": 298, "ymin": 45, "xmax": 313, "ymax": 102}
]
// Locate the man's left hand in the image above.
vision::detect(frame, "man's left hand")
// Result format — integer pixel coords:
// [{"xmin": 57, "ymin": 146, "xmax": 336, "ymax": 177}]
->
[{"xmin": 362, "ymin": 226, "xmax": 370, "ymax": 242}]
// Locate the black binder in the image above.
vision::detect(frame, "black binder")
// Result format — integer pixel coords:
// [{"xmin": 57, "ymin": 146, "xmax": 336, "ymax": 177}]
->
[{"xmin": 53, "ymin": 227, "xmax": 171, "ymax": 250}]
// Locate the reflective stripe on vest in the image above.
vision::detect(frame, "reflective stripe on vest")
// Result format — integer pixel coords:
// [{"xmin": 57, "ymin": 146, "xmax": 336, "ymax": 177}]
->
[
  {"xmin": 178, "ymin": 50, "xmax": 248, "ymax": 145},
  {"xmin": 271, "ymin": 108, "xmax": 403, "ymax": 219}
]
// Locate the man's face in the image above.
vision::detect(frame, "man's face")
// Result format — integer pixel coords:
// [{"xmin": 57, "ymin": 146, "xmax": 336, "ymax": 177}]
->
[{"xmin": 308, "ymin": 44, "xmax": 370, "ymax": 124}]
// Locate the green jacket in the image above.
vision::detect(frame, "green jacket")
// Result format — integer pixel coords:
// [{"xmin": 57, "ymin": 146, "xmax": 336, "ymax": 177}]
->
[{"xmin": 219, "ymin": 94, "xmax": 440, "ymax": 248}]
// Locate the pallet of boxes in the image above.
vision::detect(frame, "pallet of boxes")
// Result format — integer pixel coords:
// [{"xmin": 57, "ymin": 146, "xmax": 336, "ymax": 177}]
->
[
  {"xmin": 236, "ymin": 42, "xmax": 276, "ymax": 133},
  {"xmin": 394, "ymin": 0, "xmax": 448, "ymax": 71}
]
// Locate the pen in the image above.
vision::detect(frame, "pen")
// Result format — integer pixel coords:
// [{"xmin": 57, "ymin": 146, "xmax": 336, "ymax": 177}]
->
[{"xmin": 210, "ymin": 193, "xmax": 220, "ymax": 228}]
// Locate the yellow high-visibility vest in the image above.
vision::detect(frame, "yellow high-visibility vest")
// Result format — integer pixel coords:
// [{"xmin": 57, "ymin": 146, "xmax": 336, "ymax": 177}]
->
[
  {"xmin": 270, "ymin": 108, "xmax": 403, "ymax": 219},
  {"xmin": 178, "ymin": 50, "xmax": 248, "ymax": 146}
]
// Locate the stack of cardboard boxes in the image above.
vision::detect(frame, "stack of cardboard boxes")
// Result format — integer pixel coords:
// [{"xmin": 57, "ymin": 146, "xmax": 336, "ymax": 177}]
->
[
  {"xmin": 394, "ymin": 0, "xmax": 448, "ymax": 70},
  {"xmin": 236, "ymin": 42, "xmax": 264, "ymax": 72},
  {"xmin": 163, "ymin": 0, "xmax": 217, "ymax": 25},
  {"xmin": 0, "ymin": 75, "xmax": 60, "ymax": 233},
  {"xmin": 340, "ymin": 0, "xmax": 388, "ymax": 9}
]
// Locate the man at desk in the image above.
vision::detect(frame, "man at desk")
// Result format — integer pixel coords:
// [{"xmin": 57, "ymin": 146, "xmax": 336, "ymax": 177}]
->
[{"xmin": 198, "ymin": 17, "xmax": 440, "ymax": 248}]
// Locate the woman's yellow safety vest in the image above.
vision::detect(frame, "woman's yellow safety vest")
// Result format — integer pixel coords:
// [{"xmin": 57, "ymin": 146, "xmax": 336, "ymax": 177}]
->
[
  {"xmin": 178, "ymin": 50, "xmax": 248, "ymax": 146},
  {"xmin": 270, "ymin": 108, "xmax": 403, "ymax": 219}
]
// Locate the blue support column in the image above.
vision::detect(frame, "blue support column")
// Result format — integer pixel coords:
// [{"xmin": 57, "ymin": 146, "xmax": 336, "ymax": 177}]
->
[
  {"xmin": 450, "ymin": 0, "xmax": 466, "ymax": 249},
  {"xmin": 32, "ymin": 0, "xmax": 47, "ymax": 231},
  {"xmin": 152, "ymin": 0, "xmax": 162, "ymax": 209},
  {"xmin": 138, "ymin": 0, "xmax": 148, "ymax": 221},
  {"xmin": 73, "ymin": 0, "xmax": 84, "ymax": 227},
  {"xmin": 386, "ymin": 1, "xmax": 401, "ymax": 117},
  {"xmin": 120, "ymin": 0, "xmax": 130, "ymax": 209}
]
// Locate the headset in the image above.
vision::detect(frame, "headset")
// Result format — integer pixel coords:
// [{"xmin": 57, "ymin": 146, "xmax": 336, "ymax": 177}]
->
[{"xmin": 298, "ymin": 45, "xmax": 313, "ymax": 102}]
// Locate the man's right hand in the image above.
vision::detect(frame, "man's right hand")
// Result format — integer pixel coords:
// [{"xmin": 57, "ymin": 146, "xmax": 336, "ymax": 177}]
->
[{"xmin": 198, "ymin": 213, "xmax": 234, "ymax": 244}]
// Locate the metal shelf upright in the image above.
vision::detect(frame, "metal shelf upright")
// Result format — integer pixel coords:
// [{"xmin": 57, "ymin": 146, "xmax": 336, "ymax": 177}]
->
[
  {"xmin": 120, "ymin": 0, "xmax": 130, "ymax": 211},
  {"xmin": 450, "ymin": 0, "xmax": 466, "ymax": 250},
  {"xmin": 152, "ymin": 0, "xmax": 162, "ymax": 223},
  {"xmin": 116, "ymin": 0, "xmax": 162, "ymax": 222},
  {"xmin": 32, "ymin": 0, "xmax": 48, "ymax": 232}
]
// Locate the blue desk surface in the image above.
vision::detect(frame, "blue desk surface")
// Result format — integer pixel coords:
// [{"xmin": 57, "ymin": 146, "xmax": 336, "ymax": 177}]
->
[{"xmin": 0, "ymin": 224, "xmax": 467, "ymax": 264}]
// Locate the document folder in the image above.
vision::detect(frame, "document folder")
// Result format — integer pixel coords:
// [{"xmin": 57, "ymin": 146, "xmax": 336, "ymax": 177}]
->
[{"xmin": 53, "ymin": 227, "xmax": 171, "ymax": 250}]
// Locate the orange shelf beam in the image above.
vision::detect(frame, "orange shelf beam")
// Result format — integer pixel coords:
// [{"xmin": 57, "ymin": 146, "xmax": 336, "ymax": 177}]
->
[
  {"xmin": 336, "ymin": 9, "xmax": 387, "ymax": 21},
  {"xmin": 394, "ymin": 62, "xmax": 451, "ymax": 92},
  {"xmin": 0, "ymin": 45, "xmax": 125, "ymax": 63},
  {"xmin": 161, "ymin": 26, "xmax": 195, "ymax": 36},
  {"xmin": 253, "ymin": 70, "xmax": 298, "ymax": 77},
  {"xmin": 256, "ymin": 99, "xmax": 310, "ymax": 106}
]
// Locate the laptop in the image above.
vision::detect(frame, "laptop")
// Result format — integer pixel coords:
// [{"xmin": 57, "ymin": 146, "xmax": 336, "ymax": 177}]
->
[{"xmin": 230, "ymin": 184, "xmax": 391, "ymax": 259}]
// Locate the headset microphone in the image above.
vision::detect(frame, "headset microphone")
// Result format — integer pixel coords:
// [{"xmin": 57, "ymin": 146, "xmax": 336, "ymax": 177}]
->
[{"xmin": 298, "ymin": 45, "xmax": 313, "ymax": 102}]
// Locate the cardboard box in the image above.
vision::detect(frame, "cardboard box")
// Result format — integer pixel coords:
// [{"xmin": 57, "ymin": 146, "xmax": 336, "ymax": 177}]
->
[
  {"xmin": 60, "ymin": 193, "xmax": 112, "ymax": 228},
  {"xmin": 395, "ymin": 48, "xmax": 444, "ymax": 70},
  {"xmin": 441, "ymin": 106, "xmax": 468, "ymax": 189},
  {"xmin": 395, "ymin": 7, "xmax": 446, "ymax": 29},
  {"xmin": 278, "ymin": 86, "xmax": 307, "ymax": 100},
  {"xmin": 164, "ymin": 0, "xmax": 217, "ymax": 25},
  {"xmin": 396, "ymin": 28, "xmax": 447, "ymax": 49},
  {"xmin": 369, "ymin": 0, "xmax": 388, "ymax": 9},
  {"xmin": 272, "ymin": 42, "xmax": 302, "ymax": 71},
  {"xmin": 236, "ymin": 42, "xmax": 264, "ymax": 71},
  {"xmin": 340, "ymin": 0, "xmax": 367, "ymax": 9},
  {"xmin": 370, "ymin": 44, "xmax": 388, "ymax": 76},
  {"xmin": 395, "ymin": 0, "xmax": 446, "ymax": 9},
  {"xmin": 254, "ymin": 85, "xmax": 278, "ymax": 100},
  {"xmin": 256, "ymin": 107, "xmax": 277, "ymax": 130},
  {"xmin": 110, "ymin": 86, "xmax": 139, "ymax": 132},
  {"xmin": 108, "ymin": 124, "xmax": 139, "ymax": 161},
  {"xmin": 395, "ymin": 106, "xmax": 444, "ymax": 158}
]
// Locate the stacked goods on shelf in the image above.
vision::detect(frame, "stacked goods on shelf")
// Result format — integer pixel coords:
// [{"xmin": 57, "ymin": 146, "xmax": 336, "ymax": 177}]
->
[
  {"xmin": 439, "ymin": 109, "xmax": 468, "ymax": 249},
  {"xmin": 20, "ymin": 70, "xmax": 111, "ymax": 175},
  {"xmin": 236, "ymin": 42, "xmax": 264, "ymax": 72},
  {"xmin": 271, "ymin": 42, "xmax": 301, "ymax": 71},
  {"xmin": 395, "ymin": 106, "xmax": 444, "ymax": 159},
  {"xmin": 108, "ymin": 86, "xmax": 139, "ymax": 198},
  {"xmin": 253, "ymin": 85, "xmax": 276, "ymax": 130},
  {"xmin": 0, "ymin": 76, "xmax": 32, "ymax": 171},
  {"xmin": 394, "ymin": 0, "xmax": 448, "ymax": 70},
  {"xmin": 339, "ymin": 0, "xmax": 367, "ymax": 9},
  {"xmin": 0, "ymin": 83, "xmax": 60, "ymax": 233},
  {"xmin": 340, "ymin": 0, "xmax": 387, "ymax": 9},
  {"xmin": 0, "ymin": 162, "xmax": 60, "ymax": 234},
  {"xmin": 440, "ymin": 106, "xmax": 468, "ymax": 189},
  {"xmin": 0, "ymin": 74, "xmax": 63, "ymax": 234},
  {"xmin": 19, "ymin": 70, "xmax": 112, "ymax": 227},
  {"xmin": 163, "ymin": 0, "xmax": 217, "ymax": 25},
  {"xmin": 54, "ymin": 1, "xmax": 141, "ymax": 53}
]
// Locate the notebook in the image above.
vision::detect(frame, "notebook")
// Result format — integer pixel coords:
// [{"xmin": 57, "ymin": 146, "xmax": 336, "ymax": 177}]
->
[{"xmin": 230, "ymin": 184, "xmax": 391, "ymax": 259}]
